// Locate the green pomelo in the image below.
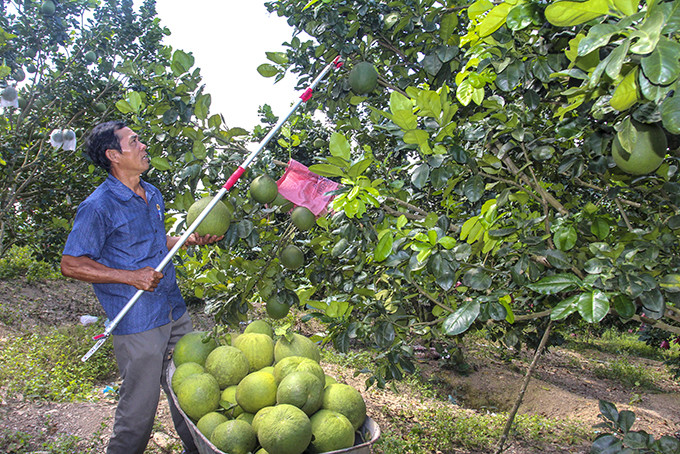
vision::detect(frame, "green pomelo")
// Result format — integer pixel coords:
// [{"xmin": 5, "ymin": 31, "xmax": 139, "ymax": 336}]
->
[
  {"xmin": 84, "ymin": 51, "xmax": 97, "ymax": 63},
  {"xmin": 276, "ymin": 371, "xmax": 324, "ymax": 416},
  {"xmin": 307, "ymin": 409, "xmax": 355, "ymax": 453},
  {"xmin": 250, "ymin": 174, "xmax": 278, "ymax": 204},
  {"xmin": 236, "ymin": 412, "xmax": 255, "ymax": 425},
  {"xmin": 12, "ymin": 69, "xmax": 25, "ymax": 82},
  {"xmin": 324, "ymin": 374, "xmax": 337, "ymax": 388},
  {"xmin": 1, "ymin": 87, "xmax": 18, "ymax": 102},
  {"xmin": 234, "ymin": 333, "xmax": 275, "ymax": 372},
  {"xmin": 196, "ymin": 411, "xmax": 228, "ymax": 438},
  {"xmin": 280, "ymin": 245, "xmax": 304, "ymax": 270},
  {"xmin": 252, "ymin": 406, "xmax": 275, "ymax": 434},
  {"xmin": 220, "ymin": 385, "xmax": 244, "ymax": 418},
  {"xmin": 171, "ymin": 361, "xmax": 204, "ymax": 391},
  {"xmin": 274, "ymin": 333, "xmax": 321, "ymax": 363},
  {"xmin": 266, "ymin": 295, "xmax": 290, "ymax": 320},
  {"xmin": 244, "ymin": 319, "xmax": 274, "ymax": 338},
  {"xmin": 176, "ymin": 373, "xmax": 221, "ymax": 421},
  {"xmin": 210, "ymin": 419, "xmax": 257, "ymax": 454},
  {"xmin": 260, "ymin": 366, "xmax": 275, "ymax": 376},
  {"xmin": 235, "ymin": 371, "xmax": 278, "ymax": 414},
  {"xmin": 612, "ymin": 121, "xmax": 667, "ymax": 175},
  {"xmin": 257, "ymin": 404, "xmax": 312, "ymax": 454},
  {"xmin": 94, "ymin": 102, "xmax": 107, "ymax": 112},
  {"xmin": 186, "ymin": 196, "xmax": 231, "ymax": 237},
  {"xmin": 40, "ymin": 0, "xmax": 56, "ymax": 15},
  {"xmin": 290, "ymin": 206, "xmax": 316, "ymax": 231},
  {"xmin": 204, "ymin": 345, "xmax": 250, "ymax": 388},
  {"xmin": 17, "ymin": 97, "xmax": 27, "ymax": 110},
  {"xmin": 321, "ymin": 383, "xmax": 367, "ymax": 431},
  {"xmin": 173, "ymin": 331, "xmax": 217, "ymax": 367},
  {"xmin": 63, "ymin": 129, "xmax": 76, "ymax": 141},
  {"xmin": 349, "ymin": 61, "xmax": 378, "ymax": 94},
  {"xmin": 273, "ymin": 356, "xmax": 325, "ymax": 386},
  {"xmin": 255, "ymin": 448, "xmax": 269, "ymax": 454}
]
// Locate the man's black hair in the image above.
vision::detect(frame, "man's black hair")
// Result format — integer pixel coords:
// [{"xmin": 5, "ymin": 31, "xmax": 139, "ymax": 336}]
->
[{"xmin": 85, "ymin": 120, "xmax": 126, "ymax": 173}]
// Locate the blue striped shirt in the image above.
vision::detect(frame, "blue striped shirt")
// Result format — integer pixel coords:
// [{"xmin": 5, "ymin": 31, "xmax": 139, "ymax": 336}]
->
[{"xmin": 63, "ymin": 174, "xmax": 186, "ymax": 335}]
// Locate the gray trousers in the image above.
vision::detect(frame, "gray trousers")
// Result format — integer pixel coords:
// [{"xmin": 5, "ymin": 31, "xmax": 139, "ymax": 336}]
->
[{"xmin": 108, "ymin": 311, "xmax": 198, "ymax": 454}]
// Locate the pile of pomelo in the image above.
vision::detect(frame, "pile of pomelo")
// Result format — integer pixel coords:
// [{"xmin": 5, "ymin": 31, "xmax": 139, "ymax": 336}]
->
[{"xmin": 171, "ymin": 321, "xmax": 367, "ymax": 454}]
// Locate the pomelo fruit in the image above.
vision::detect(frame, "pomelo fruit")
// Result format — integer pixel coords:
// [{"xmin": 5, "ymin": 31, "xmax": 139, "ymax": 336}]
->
[
  {"xmin": 235, "ymin": 370, "xmax": 278, "ymax": 414},
  {"xmin": 40, "ymin": 0, "xmax": 55, "ymax": 15},
  {"xmin": 244, "ymin": 319, "xmax": 274, "ymax": 338},
  {"xmin": 196, "ymin": 411, "xmax": 228, "ymax": 438},
  {"xmin": 266, "ymin": 295, "xmax": 290, "ymax": 319},
  {"xmin": 1, "ymin": 86, "xmax": 18, "ymax": 102},
  {"xmin": 252, "ymin": 406, "xmax": 275, "ymax": 434},
  {"xmin": 291, "ymin": 206, "xmax": 316, "ymax": 231},
  {"xmin": 171, "ymin": 361, "xmax": 204, "ymax": 391},
  {"xmin": 307, "ymin": 409, "xmax": 355, "ymax": 453},
  {"xmin": 324, "ymin": 374, "xmax": 338, "ymax": 388},
  {"xmin": 280, "ymin": 245, "xmax": 304, "ymax": 270},
  {"xmin": 349, "ymin": 62, "xmax": 378, "ymax": 94},
  {"xmin": 186, "ymin": 196, "xmax": 231, "ymax": 237},
  {"xmin": 273, "ymin": 356, "xmax": 325, "ymax": 386},
  {"xmin": 274, "ymin": 333, "xmax": 321, "ymax": 363},
  {"xmin": 250, "ymin": 174, "xmax": 278, "ymax": 204},
  {"xmin": 612, "ymin": 120, "xmax": 667, "ymax": 175},
  {"xmin": 260, "ymin": 365, "xmax": 275, "ymax": 376},
  {"xmin": 63, "ymin": 129, "xmax": 76, "ymax": 141},
  {"xmin": 94, "ymin": 101, "xmax": 107, "ymax": 112},
  {"xmin": 276, "ymin": 370, "xmax": 324, "ymax": 415},
  {"xmin": 175, "ymin": 372, "xmax": 221, "ymax": 421},
  {"xmin": 256, "ymin": 404, "xmax": 312, "ymax": 454},
  {"xmin": 204, "ymin": 345, "xmax": 250, "ymax": 388},
  {"xmin": 233, "ymin": 332, "xmax": 275, "ymax": 372},
  {"xmin": 173, "ymin": 331, "xmax": 217, "ymax": 367},
  {"xmin": 236, "ymin": 412, "xmax": 255, "ymax": 425},
  {"xmin": 210, "ymin": 419, "xmax": 257, "ymax": 454},
  {"xmin": 12, "ymin": 69, "xmax": 25, "ymax": 82},
  {"xmin": 255, "ymin": 448, "xmax": 269, "ymax": 454},
  {"xmin": 321, "ymin": 383, "xmax": 367, "ymax": 431},
  {"xmin": 219, "ymin": 385, "xmax": 244, "ymax": 418},
  {"xmin": 84, "ymin": 51, "xmax": 97, "ymax": 63}
]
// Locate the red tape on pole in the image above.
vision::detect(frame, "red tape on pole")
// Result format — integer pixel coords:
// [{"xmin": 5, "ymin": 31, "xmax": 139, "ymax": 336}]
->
[{"xmin": 223, "ymin": 166, "xmax": 246, "ymax": 190}]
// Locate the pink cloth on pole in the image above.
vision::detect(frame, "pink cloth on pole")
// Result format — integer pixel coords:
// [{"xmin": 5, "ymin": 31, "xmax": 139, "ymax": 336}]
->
[{"xmin": 277, "ymin": 159, "xmax": 339, "ymax": 216}]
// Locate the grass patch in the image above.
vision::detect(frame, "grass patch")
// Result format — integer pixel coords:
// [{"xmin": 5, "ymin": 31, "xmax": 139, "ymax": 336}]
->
[
  {"xmin": 374, "ymin": 406, "xmax": 591, "ymax": 453},
  {"xmin": 0, "ymin": 322, "xmax": 117, "ymax": 401},
  {"xmin": 569, "ymin": 328, "xmax": 678, "ymax": 362},
  {"xmin": 593, "ymin": 357, "xmax": 665, "ymax": 390}
]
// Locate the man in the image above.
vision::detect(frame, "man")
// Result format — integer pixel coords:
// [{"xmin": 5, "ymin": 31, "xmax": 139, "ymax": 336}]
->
[{"xmin": 61, "ymin": 120, "xmax": 221, "ymax": 454}]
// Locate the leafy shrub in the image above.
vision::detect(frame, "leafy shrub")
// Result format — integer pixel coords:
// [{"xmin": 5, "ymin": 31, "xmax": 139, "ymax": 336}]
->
[
  {"xmin": 0, "ymin": 245, "xmax": 61, "ymax": 282},
  {"xmin": 0, "ymin": 323, "xmax": 117, "ymax": 401},
  {"xmin": 592, "ymin": 400, "xmax": 680, "ymax": 454}
]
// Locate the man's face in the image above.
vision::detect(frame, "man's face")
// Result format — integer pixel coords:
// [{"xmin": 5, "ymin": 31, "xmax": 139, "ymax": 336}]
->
[{"xmin": 112, "ymin": 127, "xmax": 149, "ymax": 174}]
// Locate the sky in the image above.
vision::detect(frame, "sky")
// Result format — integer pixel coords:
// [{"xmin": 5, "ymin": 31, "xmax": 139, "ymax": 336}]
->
[{"xmin": 154, "ymin": 1, "xmax": 303, "ymax": 131}]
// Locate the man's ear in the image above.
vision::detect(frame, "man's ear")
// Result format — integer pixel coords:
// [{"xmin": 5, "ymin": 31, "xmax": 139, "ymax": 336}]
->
[{"xmin": 105, "ymin": 148, "xmax": 120, "ymax": 165}]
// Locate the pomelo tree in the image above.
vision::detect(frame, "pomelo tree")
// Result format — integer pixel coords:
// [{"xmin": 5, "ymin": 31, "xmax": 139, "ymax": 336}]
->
[{"xmin": 186, "ymin": 0, "xmax": 680, "ymax": 387}]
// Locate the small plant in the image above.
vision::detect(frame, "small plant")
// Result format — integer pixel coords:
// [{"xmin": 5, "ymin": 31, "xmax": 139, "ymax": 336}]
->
[
  {"xmin": 592, "ymin": 400, "xmax": 680, "ymax": 453},
  {"xmin": 593, "ymin": 357, "xmax": 663, "ymax": 390},
  {"xmin": 0, "ymin": 245, "xmax": 61, "ymax": 282}
]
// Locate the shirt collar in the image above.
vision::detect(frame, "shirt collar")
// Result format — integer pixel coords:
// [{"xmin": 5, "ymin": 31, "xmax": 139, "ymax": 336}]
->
[{"xmin": 104, "ymin": 174, "xmax": 154, "ymax": 203}]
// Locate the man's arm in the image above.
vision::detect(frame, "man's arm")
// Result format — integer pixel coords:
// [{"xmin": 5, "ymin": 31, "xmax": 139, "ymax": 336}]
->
[
  {"xmin": 166, "ymin": 233, "xmax": 224, "ymax": 250},
  {"xmin": 60, "ymin": 255, "xmax": 163, "ymax": 292}
]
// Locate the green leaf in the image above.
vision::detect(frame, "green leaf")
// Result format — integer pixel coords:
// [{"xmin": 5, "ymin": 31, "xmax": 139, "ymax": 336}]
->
[
  {"xmin": 463, "ymin": 175, "xmax": 485, "ymax": 202},
  {"xmin": 612, "ymin": 294, "xmax": 636, "ymax": 318},
  {"xmin": 171, "ymin": 49, "xmax": 194, "ymax": 76},
  {"xmin": 591, "ymin": 435, "xmax": 621, "ymax": 453},
  {"xmin": 599, "ymin": 400, "xmax": 619, "ymax": 423},
  {"xmin": 257, "ymin": 64, "xmax": 279, "ymax": 78},
  {"xmin": 577, "ymin": 290, "xmax": 610, "ymax": 323},
  {"xmin": 545, "ymin": 0, "xmax": 609, "ymax": 27},
  {"xmin": 527, "ymin": 274, "xmax": 582, "ymax": 294},
  {"xmin": 605, "ymin": 40, "xmax": 630, "ymax": 80},
  {"xmin": 329, "ymin": 132, "xmax": 351, "ymax": 160},
  {"xmin": 590, "ymin": 218, "xmax": 610, "ymax": 240},
  {"xmin": 462, "ymin": 268, "xmax": 492, "ymax": 290},
  {"xmin": 150, "ymin": 156, "xmax": 171, "ymax": 171},
  {"xmin": 610, "ymin": 67, "xmax": 640, "ymax": 111},
  {"xmin": 478, "ymin": 2, "xmax": 512, "ymax": 37},
  {"xmin": 661, "ymin": 94, "xmax": 680, "ymax": 134},
  {"xmin": 456, "ymin": 79, "xmax": 475, "ymax": 106},
  {"xmin": 578, "ymin": 24, "xmax": 619, "ymax": 56},
  {"xmin": 115, "ymin": 100, "xmax": 134, "ymax": 114},
  {"xmin": 411, "ymin": 164, "xmax": 430, "ymax": 189},
  {"xmin": 623, "ymin": 431, "xmax": 651, "ymax": 449},
  {"xmin": 551, "ymin": 294, "xmax": 579, "ymax": 320},
  {"xmin": 641, "ymin": 37, "xmax": 680, "ymax": 85},
  {"xmin": 506, "ymin": 4, "xmax": 535, "ymax": 31},
  {"xmin": 442, "ymin": 300, "xmax": 480, "ymax": 336},
  {"xmin": 195, "ymin": 93, "xmax": 211, "ymax": 120},
  {"xmin": 467, "ymin": 0, "xmax": 493, "ymax": 20},
  {"xmin": 389, "ymin": 90, "xmax": 412, "ymax": 114},
  {"xmin": 265, "ymin": 51, "xmax": 288, "ymax": 65},
  {"xmin": 308, "ymin": 164, "xmax": 346, "ymax": 177},
  {"xmin": 660, "ymin": 274, "xmax": 680, "ymax": 292},
  {"xmin": 440, "ymin": 13, "xmax": 458, "ymax": 42},
  {"xmin": 545, "ymin": 249, "xmax": 572, "ymax": 269},
  {"xmin": 618, "ymin": 410, "xmax": 636, "ymax": 434},
  {"xmin": 374, "ymin": 232, "xmax": 394, "ymax": 262},
  {"xmin": 553, "ymin": 226, "xmax": 577, "ymax": 251},
  {"xmin": 128, "ymin": 91, "xmax": 142, "ymax": 112}
]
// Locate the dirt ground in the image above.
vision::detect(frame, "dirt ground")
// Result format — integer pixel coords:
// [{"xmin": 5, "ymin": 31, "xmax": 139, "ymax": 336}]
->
[{"xmin": 0, "ymin": 278, "xmax": 679, "ymax": 454}]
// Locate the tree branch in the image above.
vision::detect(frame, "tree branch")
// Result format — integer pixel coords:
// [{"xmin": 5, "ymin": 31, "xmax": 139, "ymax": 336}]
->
[
  {"xmin": 632, "ymin": 315, "xmax": 680, "ymax": 336},
  {"xmin": 501, "ymin": 154, "xmax": 568, "ymax": 215}
]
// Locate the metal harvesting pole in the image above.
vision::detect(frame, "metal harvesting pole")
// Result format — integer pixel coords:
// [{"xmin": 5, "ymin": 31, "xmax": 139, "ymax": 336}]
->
[{"xmin": 82, "ymin": 56, "xmax": 343, "ymax": 361}]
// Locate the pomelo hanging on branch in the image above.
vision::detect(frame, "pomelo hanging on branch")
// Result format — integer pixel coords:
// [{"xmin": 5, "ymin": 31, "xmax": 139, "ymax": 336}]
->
[
  {"xmin": 349, "ymin": 61, "xmax": 378, "ymax": 94},
  {"xmin": 612, "ymin": 119, "xmax": 667, "ymax": 176},
  {"xmin": 186, "ymin": 196, "xmax": 232, "ymax": 237}
]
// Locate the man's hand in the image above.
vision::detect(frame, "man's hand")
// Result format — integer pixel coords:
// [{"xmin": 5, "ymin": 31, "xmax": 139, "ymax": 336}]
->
[
  {"xmin": 130, "ymin": 267, "xmax": 163, "ymax": 291},
  {"xmin": 186, "ymin": 233, "xmax": 224, "ymax": 246}
]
